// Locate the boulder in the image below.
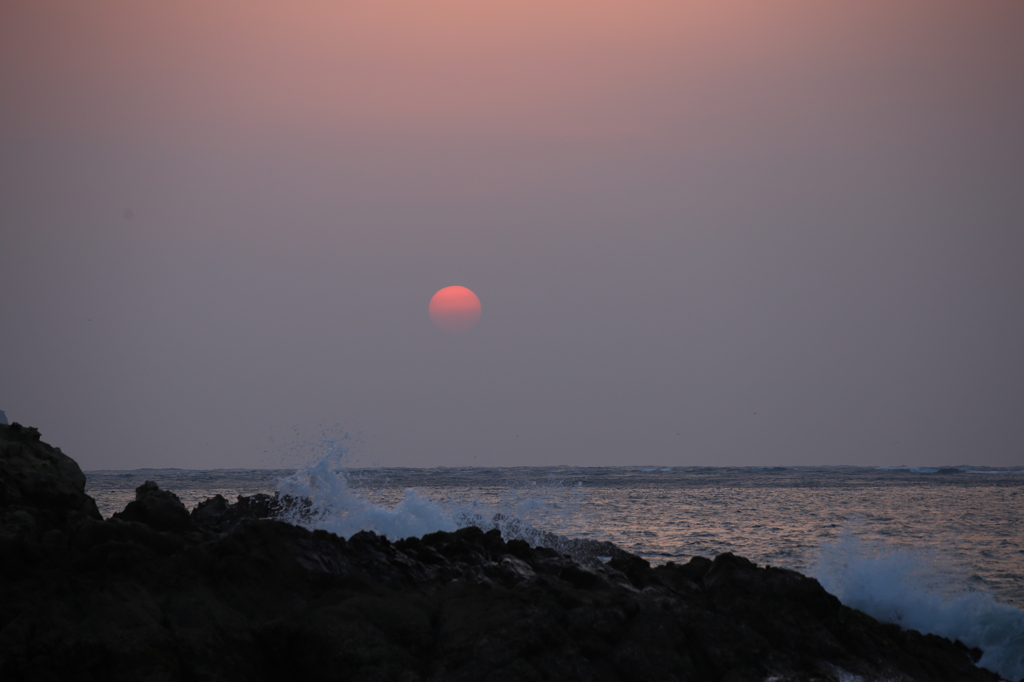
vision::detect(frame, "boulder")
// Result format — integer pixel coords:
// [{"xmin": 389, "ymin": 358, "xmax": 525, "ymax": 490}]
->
[
  {"xmin": 0, "ymin": 422, "xmax": 101, "ymax": 524},
  {"xmin": 112, "ymin": 480, "xmax": 197, "ymax": 532}
]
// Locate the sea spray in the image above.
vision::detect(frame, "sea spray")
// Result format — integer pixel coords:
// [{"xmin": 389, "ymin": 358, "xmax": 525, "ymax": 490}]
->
[
  {"xmin": 276, "ymin": 439, "xmax": 461, "ymax": 539},
  {"xmin": 814, "ymin": 531, "xmax": 1024, "ymax": 681},
  {"xmin": 274, "ymin": 438, "xmax": 595, "ymax": 553}
]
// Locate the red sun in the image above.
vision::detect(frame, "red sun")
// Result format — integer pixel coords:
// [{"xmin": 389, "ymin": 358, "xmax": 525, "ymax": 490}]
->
[{"xmin": 429, "ymin": 286, "xmax": 481, "ymax": 333}]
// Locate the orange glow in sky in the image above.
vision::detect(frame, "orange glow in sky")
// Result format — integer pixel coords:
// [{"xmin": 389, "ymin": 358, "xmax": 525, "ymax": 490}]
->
[
  {"xmin": 2, "ymin": 0, "xmax": 1021, "ymax": 468},
  {"xmin": 7, "ymin": 0, "xmax": 1003, "ymax": 141}
]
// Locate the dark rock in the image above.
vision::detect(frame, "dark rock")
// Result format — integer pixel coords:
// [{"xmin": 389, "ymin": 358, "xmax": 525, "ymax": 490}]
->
[
  {"xmin": 607, "ymin": 553, "xmax": 653, "ymax": 588},
  {"xmin": 0, "ymin": 424, "xmax": 1007, "ymax": 682},
  {"xmin": 191, "ymin": 492, "xmax": 301, "ymax": 533},
  {"xmin": 112, "ymin": 480, "xmax": 197, "ymax": 532},
  {"xmin": 0, "ymin": 422, "xmax": 101, "ymax": 523}
]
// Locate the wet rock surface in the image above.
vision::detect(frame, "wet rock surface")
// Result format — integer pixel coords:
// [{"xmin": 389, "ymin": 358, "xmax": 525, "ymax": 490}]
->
[{"xmin": 0, "ymin": 424, "xmax": 1004, "ymax": 681}]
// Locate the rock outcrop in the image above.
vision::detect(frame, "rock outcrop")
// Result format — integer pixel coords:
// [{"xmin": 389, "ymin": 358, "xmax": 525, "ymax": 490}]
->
[
  {"xmin": 0, "ymin": 422, "xmax": 101, "ymax": 528},
  {"xmin": 0, "ymin": 424, "xmax": 1005, "ymax": 681}
]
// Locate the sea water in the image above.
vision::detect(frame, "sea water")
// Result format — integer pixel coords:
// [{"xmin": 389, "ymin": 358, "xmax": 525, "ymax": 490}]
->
[{"xmin": 86, "ymin": 453, "xmax": 1024, "ymax": 680}]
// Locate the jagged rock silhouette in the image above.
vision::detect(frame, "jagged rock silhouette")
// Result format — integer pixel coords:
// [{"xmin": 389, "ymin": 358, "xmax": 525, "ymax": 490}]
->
[{"xmin": 0, "ymin": 424, "xmax": 1000, "ymax": 681}]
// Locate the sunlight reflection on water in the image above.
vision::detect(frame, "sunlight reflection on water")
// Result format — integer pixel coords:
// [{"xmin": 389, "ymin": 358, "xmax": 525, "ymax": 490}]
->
[{"xmin": 86, "ymin": 465, "xmax": 1023, "ymax": 607}]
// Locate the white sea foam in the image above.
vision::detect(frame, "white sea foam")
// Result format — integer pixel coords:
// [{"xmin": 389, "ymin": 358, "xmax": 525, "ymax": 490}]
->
[
  {"xmin": 274, "ymin": 437, "xmax": 591, "ymax": 548},
  {"xmin": 814, "ymin": 531, "xmax": 1024, "ymax": 681},
  {"xmin": 276, "ymin": 440, "xmax": 461, "ymax": 539}
]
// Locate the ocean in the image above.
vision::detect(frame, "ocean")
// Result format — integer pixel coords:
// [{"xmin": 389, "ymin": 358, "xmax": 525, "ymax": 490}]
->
[{"xmin": 85, "ymin": 453, "xmax": 1024, "ymax": 680}]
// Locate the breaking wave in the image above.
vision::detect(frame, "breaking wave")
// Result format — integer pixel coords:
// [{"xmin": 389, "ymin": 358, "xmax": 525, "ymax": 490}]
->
[
  {"xmin": 814, "ymin": 531, "xmax": 1024, "ymax": 681},
  {"xmin": 274, "ymin": 437, "xmax": 601, "ymax": 559}
]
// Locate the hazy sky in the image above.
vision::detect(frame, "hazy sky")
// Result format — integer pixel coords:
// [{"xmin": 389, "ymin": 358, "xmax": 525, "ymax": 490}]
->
[{"xmin": 2, "ymin": 1, "xmax": 1022, "ymax": 469}]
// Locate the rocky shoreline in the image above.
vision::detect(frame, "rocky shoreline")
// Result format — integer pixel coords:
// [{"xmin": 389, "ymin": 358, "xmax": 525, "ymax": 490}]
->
[{"xmin": 0, "ymin": 423, "xmax": 1006, "ymax": 681}]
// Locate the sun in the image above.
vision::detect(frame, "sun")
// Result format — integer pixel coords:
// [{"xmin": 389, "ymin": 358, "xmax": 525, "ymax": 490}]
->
[{"xmin": 429, "ymin": 286, "xmax": 482, "ymax": 333}]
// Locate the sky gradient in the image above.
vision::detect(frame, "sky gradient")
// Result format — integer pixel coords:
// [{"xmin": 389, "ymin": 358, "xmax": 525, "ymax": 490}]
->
[{"xmin": 2, "ymin": 0, "xmax": 1022, "ymax": 469}]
